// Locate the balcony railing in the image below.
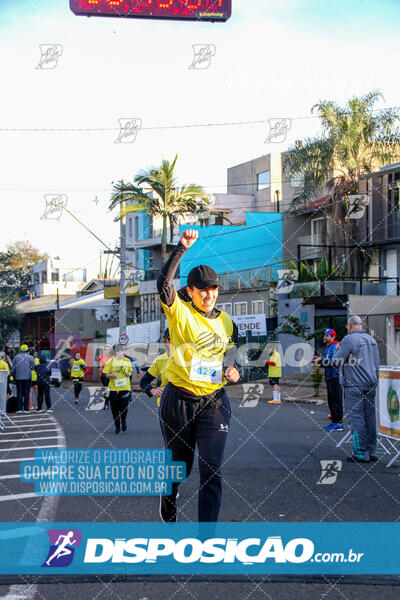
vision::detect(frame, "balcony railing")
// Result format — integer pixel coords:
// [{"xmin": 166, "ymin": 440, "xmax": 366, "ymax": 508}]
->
[
  {"xmin": 217, "ymin": 264, "xmax": 280, "ymax": 291},
  {"xmin": 290, "ymin": 277, "xmax": 399, "ymax": 298},
  {"xmin": 297, "ymin": 235, "xmax": 323, "ymax": 260}
]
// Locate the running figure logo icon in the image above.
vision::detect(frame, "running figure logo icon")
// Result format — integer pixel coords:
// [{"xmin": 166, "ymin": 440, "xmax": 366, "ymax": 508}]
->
[
  {"xmin": 42, "ymin": 529, "xmax": 82, "ymax": 567},
  {"xmin": 317, "ymin": 460, "xmax": 342, "ymax": 485}
]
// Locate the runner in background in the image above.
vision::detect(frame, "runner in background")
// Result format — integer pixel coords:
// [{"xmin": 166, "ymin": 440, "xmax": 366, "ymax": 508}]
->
[
  {"xmin": 97, "ymin": 345, "xmax": 112, "ymax": 409},
  {"xmin": 102, "ymin": 345, "xmax": 133, "ymax": 434},
  {"xmin": 157, "ymin": 229, "xmax": 240, "ymax": 523},
  {"xmin": 264, "ymin": 347, "xmax": 282, "ymax": 404},
  {"xmin": 29, "ymin": 349, "xmax": 40, "ymax": 410},
  {"xmin": 69, "ymin": 352, "xmax": 87, "ymax": 405},
  {"xmin": 0, "ymin": 351, "xmax": 11, "ymax": 397},
  {"xmin": 140, "ymin": 328, "xmax": 170, "ymax": 408}
]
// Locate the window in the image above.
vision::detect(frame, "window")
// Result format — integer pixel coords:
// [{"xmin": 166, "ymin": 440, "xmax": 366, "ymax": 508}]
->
[
  {"xmin": 147, "ymin": 251, "xmax": 154, "ymax": 270},
  {"xmin": 257, "ymin": 171, "xmax": 270, "ymax": 191},
  {"xmin": 51, "ymin": 269, "xmax": 59, "ymax": 282},
  {"xmin": 234, "ymin": 302, "xmax": 247, "ymax": 316},
  {"xmin": 216, "ymin": 302, "xmax": 232, "ymax": 315},
  {"xmin": 128, "ymin": 217, "xmax": 133, "ymax": 240},
  {"xmin": 148, "ymin": 216, "xmax": 153, "ymax": 238},
  {"xmin": 311, "ymin": 218, "xmax": 323, "ymax": 244},
  {"xmin": 252, "ymin": 300, "xmax": 264, "ymax": 314},
  {"xmin": 135, "ymin": 216, "xmax": 139, "ymax": 240}
]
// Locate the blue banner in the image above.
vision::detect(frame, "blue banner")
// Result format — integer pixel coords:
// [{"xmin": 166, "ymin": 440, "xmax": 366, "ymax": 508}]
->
[{"xmin": 0, "ymin": 522, "xmax": 398, "ymax": 574}]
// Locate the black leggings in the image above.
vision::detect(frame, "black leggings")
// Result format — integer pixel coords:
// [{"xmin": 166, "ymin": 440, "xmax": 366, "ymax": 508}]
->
[
  {"xmin": 326, "ymin": 378, "xmax": 343, "ymax": 423},
  {"xmin": 109, "ymin": 390, "xmax": 130, "ymax": 428},
  {"xmin": 160, "ymin": 382, "xmax": 231, "ymax": 522},
  {"xmin": 38, "ymin": 384, "xmax": 51, "ymax": 410},
  {"xmin": 73, "ymin": 378, "xmax": 83, "ymax": 399}
]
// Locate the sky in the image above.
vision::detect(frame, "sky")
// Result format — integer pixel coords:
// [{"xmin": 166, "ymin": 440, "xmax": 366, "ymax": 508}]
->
[{"xmin": 1, "ymin": 0, "xmax": 400, "ymax": 279}]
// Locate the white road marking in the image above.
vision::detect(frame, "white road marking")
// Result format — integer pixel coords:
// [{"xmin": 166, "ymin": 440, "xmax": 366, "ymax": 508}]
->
[
  {"xmin": 0, "ymin": 446, "xmax": 63, "ymax": 462},
  {"xmin": 0, "ymin": 444, "xmax": 62, "ymax": 453},
  {"xmin": 2, "ymin": 423, "xmax": 56, "ymax": 429},
  {"xmin": 0, "ymin": 492, "xmax": 39, "ymax": 502},
  {"xmin": 1, "ymin": 416, "xmax": 66, "ymax": 600},
  {"xmin": 0, "ymin": 474, "xmax": 20, "ymax": 480},
  {"xmin": 0, "ymin": 429, "xmax": 58, "ymax": 435},
  {"xmin": 0, "ymin": 436, "xmax": 59, "ymax": 443}
]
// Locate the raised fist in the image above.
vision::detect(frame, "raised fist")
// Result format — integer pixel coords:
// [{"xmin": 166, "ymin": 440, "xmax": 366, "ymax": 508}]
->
[{"xmin": 180, "ymin": 229, "xmax": 199, "ymax": 248}]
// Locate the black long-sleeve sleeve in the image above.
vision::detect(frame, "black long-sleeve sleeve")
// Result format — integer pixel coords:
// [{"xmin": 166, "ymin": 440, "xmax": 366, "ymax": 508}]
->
[
  {"xmin": 157, "ymin": 242, "xmax": 188, "ymax": 307},
  {"xmin": 139, "ymin": 371, "xmax": 155, "ymax": 397}
]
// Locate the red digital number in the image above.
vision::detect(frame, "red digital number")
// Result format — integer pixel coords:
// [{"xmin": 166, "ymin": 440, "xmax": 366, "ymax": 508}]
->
[
  {"xmin": 158, "ymin": 0, "xmax": 174, "ymax": 8},
  {"xmin": 185, "ymin": 0, "xmax": 202, "ymax": 8}
]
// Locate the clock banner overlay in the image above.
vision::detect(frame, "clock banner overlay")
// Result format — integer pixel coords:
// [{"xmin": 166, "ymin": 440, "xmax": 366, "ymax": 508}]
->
[
  {"xmin": 69, "ymin": 0, "xmax": 232, "ymax": 21},
  {"xmin": 0, "ymin": 522, "xmax": 399, "ymax": 574}
]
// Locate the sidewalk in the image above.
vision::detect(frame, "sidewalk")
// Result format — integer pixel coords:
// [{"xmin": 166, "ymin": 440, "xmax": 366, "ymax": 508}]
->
[{"xmin": 228, "ymin": 374, "xmax": 328, "ymax": 405}]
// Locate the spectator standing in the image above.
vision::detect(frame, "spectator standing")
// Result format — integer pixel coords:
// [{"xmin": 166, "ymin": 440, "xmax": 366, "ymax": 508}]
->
[
  {"xmin": 320, "ymin": 329, "xmax": 343, "ymax": 432},
  {"xmin": 12, "ymin": 344, "xmax": 35, "ymax": 413},
  {"xmin": 320, "ymin": 316, "xmax": 380, "ymax": 463},
  {"xmin": 264, "ymin": 347, "xmax": 282, "ymax": 404},
  {"xmin": 35, "ymin": 355, "xmax": 53, "ymax": 412}
]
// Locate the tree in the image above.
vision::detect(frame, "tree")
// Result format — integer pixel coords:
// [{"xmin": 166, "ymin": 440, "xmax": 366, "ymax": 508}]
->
[
  {"xmin": 109, "ymin": 155, "xmax": 211, "ymax": 265},
  {"xmin": 0, "ymin": 242, "xmax": 48, "ymax": 298},
  {"xmin": 284, "ymin": 91, "xmax": 400, "ymax": 276},
  {"xmin": 109, "ymin": 155, "xmax": 211, "ymax": 337},
  {"xmin": 0, "ymin": 297, "xmax": 19, "ymax": 346}
]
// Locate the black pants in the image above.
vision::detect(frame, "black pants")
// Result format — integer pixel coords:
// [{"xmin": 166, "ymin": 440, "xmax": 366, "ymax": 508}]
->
[
  {"xmin": 160, "ymin": 382, "xmax": 231, "ymax": 522},
  {"xmin": 37, "ymin": 384, "xmax": 51, "ymax": 410},
  {"xmin": 109, "ymin": 390, "xmax": 130, "ymax": 428},
  {"xmin": 16, "ymin": 380, "xmax": 31, "ymax": 411},
  {"xmin": 326, "ymin": 378, "xmax": 343, "ymax": 423},
  {"xmin": 73, "ymin": 378, "xmax": 83, "ymax": 399}
]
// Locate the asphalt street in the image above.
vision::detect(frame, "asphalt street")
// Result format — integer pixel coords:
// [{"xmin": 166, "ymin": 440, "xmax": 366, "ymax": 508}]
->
[{"xmin": 1, "ymin": 383, "xmax": 399, "ymax": 599}]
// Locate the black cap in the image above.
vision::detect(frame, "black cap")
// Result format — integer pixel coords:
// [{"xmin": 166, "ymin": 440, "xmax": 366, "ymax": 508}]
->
[{"xmin": 187, "ymin": 265, "xmax": 221, "ymax": 290}]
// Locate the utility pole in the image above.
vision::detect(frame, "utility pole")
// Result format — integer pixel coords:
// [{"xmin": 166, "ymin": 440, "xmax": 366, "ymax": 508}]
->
[{"xmin": 119, "ymin": 180, "xmax": 127, "ymax": 338}]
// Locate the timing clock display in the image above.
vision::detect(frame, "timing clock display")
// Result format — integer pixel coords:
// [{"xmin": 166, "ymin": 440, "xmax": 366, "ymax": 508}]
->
[{"xmin": 69, "ymin": 0, "xmax": 231, "ymax": 22}]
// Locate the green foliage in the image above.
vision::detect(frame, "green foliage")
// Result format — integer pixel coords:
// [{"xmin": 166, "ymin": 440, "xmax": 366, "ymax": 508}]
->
[
  {"xmin": 0, "ymin": 298, "xmax": 19, "ymax": 346},
  {"xmin": 284, "ymin": 91, "xmax": 400, "ymax": 208},
  {"xmin": 311, "ymin": 363, "xmax": 324, "ymax": 395},
  {"xmin": 277, "ymin": 315, "xmax": 314, "ymax": 340}
]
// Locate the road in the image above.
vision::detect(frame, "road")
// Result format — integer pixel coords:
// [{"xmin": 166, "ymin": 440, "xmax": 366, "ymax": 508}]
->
[{"xmin": 1, "ymin": 383, "xmax": 399, "ymax": 599}]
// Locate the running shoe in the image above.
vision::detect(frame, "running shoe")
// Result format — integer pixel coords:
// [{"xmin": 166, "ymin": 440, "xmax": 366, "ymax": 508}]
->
[
  {"xmin": 369, "ymin": 455, "xmax": 378, "ymax": 462},
  {"xmin": 159, "ymin": 495, "xmax": 177, "ymax": 523},
  {"xmin": 323, "ymin": 423, "xmax": 343, "ymax": 431},
  {"xmin": 122, "ymin": 423, "xmax": 127, "ymax": 432},
  {"xmin": 16, "ymin": 410, "xmax": 23, "ymax": 414},
  {"xmin": 346, "ymin": 456, "xmax": 370, "ymax": 463},
  {"xmin": 36, "ymin": 409, "xmax": 43, "ymax": 413},
  {"xmin": 267, "ymin": 399, "xmax": 281, "ymax": 404},
  {"xmin": 46, "ymin": 409, "xmax": 53, "ymax": 413},
  {"xmin": 23, "ymin": 410, "xmax": 30, "ymax": 414}
]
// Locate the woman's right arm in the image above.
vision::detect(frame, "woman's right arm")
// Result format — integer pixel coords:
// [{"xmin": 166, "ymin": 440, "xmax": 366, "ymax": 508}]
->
[{"xmin": 157, "ymin": 230, "xmax": 198, "ymax": 308}]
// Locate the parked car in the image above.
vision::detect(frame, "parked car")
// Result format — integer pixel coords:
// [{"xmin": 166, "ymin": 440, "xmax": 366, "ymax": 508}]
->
[{"xmin": 47, "ymin": 360, "xmax": 62, "ymax": 387}]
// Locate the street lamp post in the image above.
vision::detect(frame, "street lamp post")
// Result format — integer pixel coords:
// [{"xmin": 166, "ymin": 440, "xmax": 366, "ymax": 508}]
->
[{"xmin": 119, "ymin": 181, "xmax": 127, "ymax": 338}]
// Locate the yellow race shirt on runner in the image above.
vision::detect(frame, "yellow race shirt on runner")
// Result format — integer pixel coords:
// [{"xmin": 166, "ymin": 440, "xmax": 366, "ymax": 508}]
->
[
  {"xmin": 102, "ymin": 357, "xmax": 132, "ymax": 392},
  {"xmin": 161, "ymin": 294, "xmax": 234, "ymax": 396},
  {"xmin": 70, "ymin": 359, "xmax": 86, "ymax": 379},
  {"xmin": 148, "ymin": 352, "xmax": 169, "ymax": 390}
]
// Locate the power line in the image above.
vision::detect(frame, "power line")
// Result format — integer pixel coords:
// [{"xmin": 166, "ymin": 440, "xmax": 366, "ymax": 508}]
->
[{"xmin": 0, "ymin": 106, "xmax": 398, "ymax": 133}]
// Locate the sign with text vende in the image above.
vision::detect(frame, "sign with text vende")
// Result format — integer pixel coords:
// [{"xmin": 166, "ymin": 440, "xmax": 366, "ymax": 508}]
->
[{"xmin": 232, "ymin": 314, "xmax": 266, "ymax": 337}]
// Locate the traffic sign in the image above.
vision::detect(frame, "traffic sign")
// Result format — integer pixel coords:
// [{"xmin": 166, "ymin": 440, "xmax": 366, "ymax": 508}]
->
[{"xmin": 118, "ymin": 333, "xmax": 129, "ymax": 346}]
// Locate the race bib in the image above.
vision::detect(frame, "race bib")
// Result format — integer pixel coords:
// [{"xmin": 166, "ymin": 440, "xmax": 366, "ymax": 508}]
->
[
  {"xmin": 115, "ymin": 377, "xmax": 128, "ymax": 388},
  {"xmin": 72, "ymin": 365, "xmax": 80, "ymax": 371},
  {"xmin": 190, "ymin": 357, "xmax": 223, "ymax": 384}
]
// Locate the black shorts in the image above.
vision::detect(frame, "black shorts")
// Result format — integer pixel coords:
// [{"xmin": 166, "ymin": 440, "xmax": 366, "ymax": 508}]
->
[{"xmin": 269, "ymin": 377, "xmax": 280, "ymax": 386}]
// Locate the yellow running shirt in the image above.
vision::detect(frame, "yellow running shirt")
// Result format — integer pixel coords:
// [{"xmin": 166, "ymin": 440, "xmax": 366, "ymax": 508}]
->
[
  {"xmin": 102, "ymin": 357, "xmax": 132, "ymax": 392},
  {"xmin": 31, "ymin": 357, "xmax": 40, "ymax": 382},
  {"xmin": 70, "ymin": 359, "xmax": 86, "ymax": 379},
  {"xmin": 161, "ymin": 294, "xmax": 234, "ymax": 396},
  {"xmin": 148, "ymin": 352, "xmax": 169, "ymax": 389},
  {"xmin": 268, "ymin": 350, "xmax": 282, "ymax": 378},
  {"xmin": 0, "ymin": 360, "xmax": 10, "ymax": 374}
]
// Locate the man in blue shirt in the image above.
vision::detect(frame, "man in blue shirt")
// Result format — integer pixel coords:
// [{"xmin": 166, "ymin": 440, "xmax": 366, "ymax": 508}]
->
[{"xmin": 320, "ymin": 329, "xmax": 343, "ymax": 432}]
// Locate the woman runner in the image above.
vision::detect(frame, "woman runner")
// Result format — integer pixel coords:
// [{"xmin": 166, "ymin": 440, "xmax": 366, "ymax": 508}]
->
[
  {"xmin": 102, "ymin": 345, "xmax": 133, "ymax": 434},
  {"xmin": 157, "ymin": 229, "xmax": 240, "ymax": 523},
  {"xmin": 69, "ymin": 352, "xmax": 86, "ymax": 405}
]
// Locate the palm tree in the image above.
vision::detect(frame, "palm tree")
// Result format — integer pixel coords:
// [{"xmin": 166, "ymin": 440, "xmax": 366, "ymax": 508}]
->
[
  {"xmin": 284, "ymin": 91, "xmax": 400, "ymax": 276},
  {"xmin": 109, "ymin": 155, "xmax": 211, "ymax": 265},
  {"xmin": 109, "ymin": 155, "xmax": 211, "ymax": 337}
]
